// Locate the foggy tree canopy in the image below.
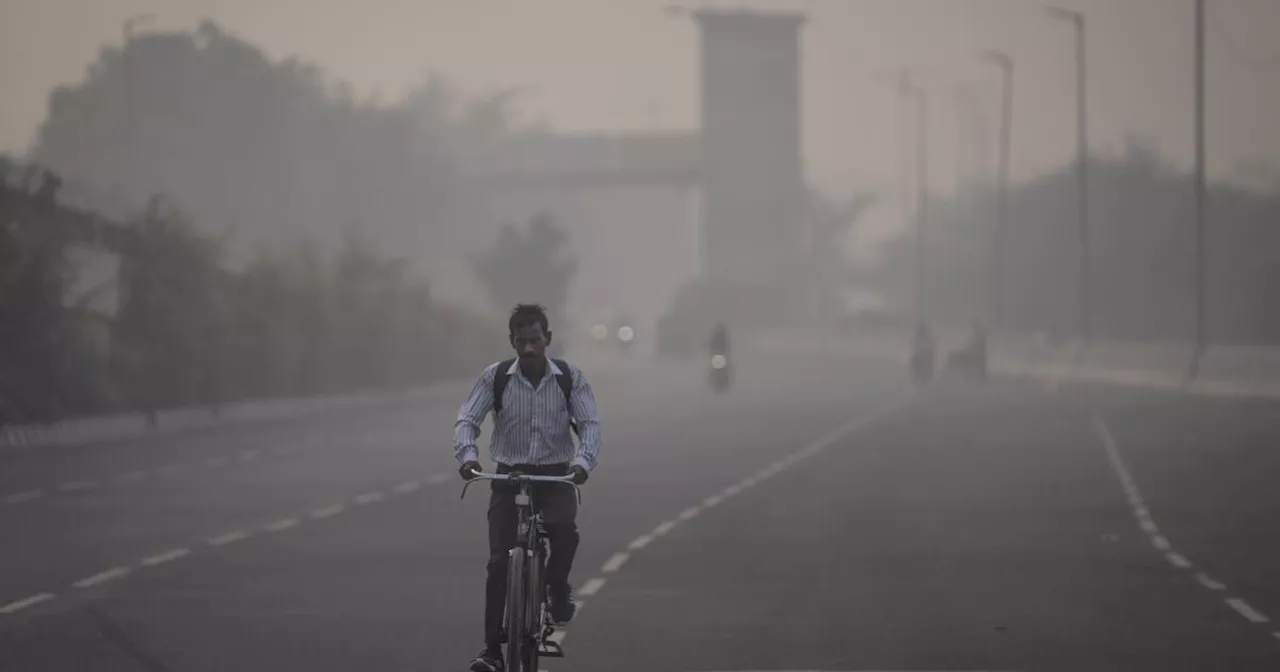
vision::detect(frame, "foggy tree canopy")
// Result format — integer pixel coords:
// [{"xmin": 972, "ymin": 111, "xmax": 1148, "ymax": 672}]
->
[
  {"xmin": 470, "ymin": 211, "xmax": 579, "ymax": 339},
  {"xmin": 864, "ymin": 139, "xmax": 1280, "ymax": 345},
  {"xmin": 2, "ymin": 21, "xmax": 537, "ymax": 425},
  {"xmin": 30, "ymin": 20, "xmax": 526, "ymax": 258}
]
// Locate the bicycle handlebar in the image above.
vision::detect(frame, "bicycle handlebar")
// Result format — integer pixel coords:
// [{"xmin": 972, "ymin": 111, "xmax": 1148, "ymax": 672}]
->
[
  {"xmin": 459, "ymin": 468, "xmax": 582, "ymax": 502},
  {"xmin": 468, "ymin": 469, "xmax": 576, "ymax": 483}
]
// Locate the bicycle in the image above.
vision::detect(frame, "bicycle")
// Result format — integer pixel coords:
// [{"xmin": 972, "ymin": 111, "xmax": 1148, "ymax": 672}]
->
[{"xmin": 461, "ymin": 468, "xmax": 582, "ymax": 672}]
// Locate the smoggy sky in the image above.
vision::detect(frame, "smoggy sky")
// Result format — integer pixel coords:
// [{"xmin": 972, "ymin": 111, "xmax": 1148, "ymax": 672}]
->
[{"xmin": 4, "ymin": 0, "xmax": 1279, "ymax": 201}]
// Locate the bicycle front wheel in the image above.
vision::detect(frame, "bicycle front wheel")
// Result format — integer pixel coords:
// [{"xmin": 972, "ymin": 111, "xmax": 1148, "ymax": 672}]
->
[
  {"xmin": 504, "ymin": 550, "xmax": 527, "ymax": 671},
  {"xmin": 523, "ymin": 547, "xmax": 546, "ymax": 672}
]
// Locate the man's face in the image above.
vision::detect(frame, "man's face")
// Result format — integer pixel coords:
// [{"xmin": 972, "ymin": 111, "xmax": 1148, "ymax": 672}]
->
[{"xmin": 511, "ymin": 323, "xmax": 550, "ymax": 360}]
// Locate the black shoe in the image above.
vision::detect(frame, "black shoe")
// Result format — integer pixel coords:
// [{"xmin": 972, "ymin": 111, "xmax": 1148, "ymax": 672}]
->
[
  {"xmin": 468, "ymin": 647, "xmax": 504, "ymax": 672},
  {"xmin": 548, "ymin": 583, "xmax": 577, "ymax": 625}
]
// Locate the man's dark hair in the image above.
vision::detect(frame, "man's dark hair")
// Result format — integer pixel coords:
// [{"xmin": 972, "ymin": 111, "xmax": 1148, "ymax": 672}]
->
[{"xmin": 509, "ymin": 303, "xmax": 550, "ymax": 334}]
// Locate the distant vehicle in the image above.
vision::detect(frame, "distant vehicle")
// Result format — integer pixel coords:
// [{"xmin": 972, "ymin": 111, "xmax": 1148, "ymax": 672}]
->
[
  {"xmin": 943, "ymin": 324, "xmax": 988, "ymax": 382},
  {"xmin": 910, "ymin": 324, "xmax": 935, "ymax": 385},
  {"xmin": 708, "ymin": 351, "xmax": 732, "ymax": 392},
  {"xmin": 585, "ymin": 313, "xmax": 637, "ymax": 352}
]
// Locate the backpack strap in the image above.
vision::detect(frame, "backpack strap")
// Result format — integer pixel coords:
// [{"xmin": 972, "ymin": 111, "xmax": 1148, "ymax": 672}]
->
[
  {"xmin": 491, "ymin": 358, "xmax": 580, "ymax": 438},
  {"xmin": 491, "ymin": 358, "xmax": 516, "ymax": 415},
  {"xmin": 551, "ymin": 359, "xmax": 580, "ymax": 438}
]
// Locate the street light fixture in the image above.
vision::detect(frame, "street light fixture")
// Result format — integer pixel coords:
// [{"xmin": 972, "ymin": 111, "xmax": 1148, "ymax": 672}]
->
[
  {"xmin": 979, "ymin": 49, "xmax": 1014, "ymax": 330},
  {"xmin": 1045, "ymin": 6, "xmax": 1090, "ymax": 346},
  {"xmin": 902, "ymin": 78, "xmax": 930, "ymax": 323}
]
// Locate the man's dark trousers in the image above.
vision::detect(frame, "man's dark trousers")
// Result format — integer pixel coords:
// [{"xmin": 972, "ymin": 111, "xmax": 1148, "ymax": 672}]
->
[{"xmin": 484, "ymin": 462, "xmax": 579, "ymax": 646}]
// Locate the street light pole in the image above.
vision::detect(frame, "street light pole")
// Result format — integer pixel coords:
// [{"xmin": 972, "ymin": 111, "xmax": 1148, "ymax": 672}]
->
[
  {"xmin": 1047, "ymin": 6, "xmax": 1089, "ymax": 345},
  {"xmin": 981, "ymin": 50, "xmax": 1014, "ymax": 330},
  {"xmin": 1192, "ymin": 0, "xmax": 1207, "ymax": 375},
  {"xmin": 906, "ymin": 81, "xmax": 930, "ymax": 323}
]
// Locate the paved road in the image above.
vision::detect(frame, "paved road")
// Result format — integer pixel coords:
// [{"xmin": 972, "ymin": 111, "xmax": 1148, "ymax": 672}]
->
[{"xmin": 1, "ymin": 347, "xmax": 1279, "ymax": 671}]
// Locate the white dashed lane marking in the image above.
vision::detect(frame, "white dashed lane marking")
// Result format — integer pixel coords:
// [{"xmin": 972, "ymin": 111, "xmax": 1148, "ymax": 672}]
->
[
  {"xmin": 600, "ymin": 553, "xmax": 629, "ymax": 574},
  {"xmin": 2, "ymin": 443, "xmax": 318, "ymax": 507},
  {"xmin": 141, "ymin": 548, "xmax": 191, "ymax": 567},
  {"xmin": 3, "ymin": 490, "xmax": 43, "ymax": 504},
  {"xmin": 652, "ymin": 520, "xmax": 677, "ymax": 537},
  {"xmin": 392, "ymin": 480, "xmax": 422, "ymax": 495},
  {"xmin": 59, "ymin": 480, "xmax": 95, "ymax": 492},
  {"xmin": 1227, "ymin": 598, "xmax": 1271, "ymax": 624},
  {"xmin": 208, "ymin": 530, "xmax": 250, "ymax": 547},
  {"xmin": 578, "ymin": 578, "xmax": 607, "ymax": 597},
  {"xmin": 1197, "ymin": 573, "xmax": 1227, "ymax": 591},
  {"xmin": 551, "ymin": 405, "xmax": 906, "ymax": 648},
  {"xmin": 1, "ymin": 471, "xmax": 455, "ymax": 616},
  {"xmin": 310, "ymin": 503, "xmax": 346, "ymax": 519},
  {"xmin": 353, "ymin": 491, "xmax": 386, "ymax": 505},
  {"xmin": 157, "ymin": 464, "xmax": 185, "ymax": 476},
  {"xmin": 72, "ymin": 567, "xmax": 131, "ymax": 589},
  {"xmin": 0, "ymin": 593, "xmax": 55, "ymax": 614},
  {"xmin": 1093, "ymin": 415, "xmax": 1276, "ymax": 634},
  {"xmin": 626, "ymin": 534, "xmax": 653, "ymax": 551},
  {"xmin": 262, "ymin": 518, "xmax": 299, "ymax": 533}
]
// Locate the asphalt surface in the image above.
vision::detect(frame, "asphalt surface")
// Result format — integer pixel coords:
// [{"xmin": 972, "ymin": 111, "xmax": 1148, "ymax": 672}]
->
[{"xmin": 2, "ymin": 346, "xmax": 1279, "ymax": 671}]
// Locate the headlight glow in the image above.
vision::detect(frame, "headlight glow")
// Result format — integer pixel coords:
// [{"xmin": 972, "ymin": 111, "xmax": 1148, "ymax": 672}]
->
[{"xmin": 617, "ymin": 326, "xmax": 635, "ymax": 342}]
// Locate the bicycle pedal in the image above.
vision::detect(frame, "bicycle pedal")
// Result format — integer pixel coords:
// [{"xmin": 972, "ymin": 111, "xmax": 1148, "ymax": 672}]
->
[{"xmin": 538, "ymin": 640, "xmax": 565, "ymax": 658}]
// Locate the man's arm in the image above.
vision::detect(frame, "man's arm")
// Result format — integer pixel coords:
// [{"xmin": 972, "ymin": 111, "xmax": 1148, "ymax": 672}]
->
[
  {"xmin": 454, "ymin": 364, "xmax": 498, "ymax": 465},
  {"xmin": 567, "ymin": 365, "xmax": 602, "ymax": 472}
]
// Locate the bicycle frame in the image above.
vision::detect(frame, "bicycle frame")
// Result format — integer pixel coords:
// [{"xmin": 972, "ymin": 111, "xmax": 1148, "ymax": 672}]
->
[{"xmin": 461, "ymin": 469, "xmax": 581, "ymax": 672}]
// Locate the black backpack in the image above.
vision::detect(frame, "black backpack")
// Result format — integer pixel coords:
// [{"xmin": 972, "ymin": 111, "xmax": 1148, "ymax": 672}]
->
[{"xmin": 492, "ymin": 358, "xmax": 580, "ymax": 437}]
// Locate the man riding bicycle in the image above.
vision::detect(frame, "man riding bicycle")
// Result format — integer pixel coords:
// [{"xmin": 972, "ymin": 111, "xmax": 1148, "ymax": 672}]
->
[{"xmin": 455, "ymin": 304, "xmax": 602, "ymax": 672}]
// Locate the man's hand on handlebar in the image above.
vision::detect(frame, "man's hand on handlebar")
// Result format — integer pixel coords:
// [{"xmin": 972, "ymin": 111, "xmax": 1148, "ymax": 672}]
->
[
  {"xmin": 459, "ymin": 460, "xmax": 482, "ymax": 481},
  {"xmin": 569, "ymin": 464, "xmax": 589, "ymax": 485}
]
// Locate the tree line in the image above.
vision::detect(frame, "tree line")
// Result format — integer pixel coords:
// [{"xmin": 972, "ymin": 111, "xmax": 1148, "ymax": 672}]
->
[
  {"xmin": 862, "ymin": 139, "xmax": 1280, "ymax": 346},
  {"xmin": 1, "ymin": 22, "xmax": 578, "ymax": 426},
  {"xmin": 1, "ymin": 163, "xmax": 575, "ymax": 427}
]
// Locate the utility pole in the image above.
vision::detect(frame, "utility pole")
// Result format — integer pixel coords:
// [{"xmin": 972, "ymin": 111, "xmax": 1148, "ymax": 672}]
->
[
  {"xmin": 1047, "ymin": 6, "xmax": 1089, "ymax": 345},
  {"xmin": 906, "ymin": 81, "xmax": 930, "ymax": 323},
  {"xmin": 981, "ymin": 50, "xmax": 1014, "ymax": 330},
  {"xmin": 1192, "ymin": 0, "xmax": 1207, "ymax": 375},
  {"xmin": 899, "ymin": 71, "xmax": 915, "ymax": 278}
]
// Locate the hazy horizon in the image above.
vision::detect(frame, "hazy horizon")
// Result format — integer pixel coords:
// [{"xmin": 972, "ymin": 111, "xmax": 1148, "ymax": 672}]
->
[{"xmin": 5, "ymin": 0, "xmax": 1279, "ymax": 202}]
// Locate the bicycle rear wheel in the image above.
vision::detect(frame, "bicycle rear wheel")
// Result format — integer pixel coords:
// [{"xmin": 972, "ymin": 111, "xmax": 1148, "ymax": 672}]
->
[
  {"xmin": 504, "ymin": 550, "xmax": 526, "ymax": 671},
  {"xmin": 522, "ymin": 545, "xmax": 546, "ymax": 671}
]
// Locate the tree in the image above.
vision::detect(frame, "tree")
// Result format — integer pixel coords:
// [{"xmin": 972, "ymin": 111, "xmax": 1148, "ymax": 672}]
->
[
  {"xmin": 861, "ymin": 139, "xmax": 1280, "ymax": 345},
  {"xmin": 0, "ymin": 170, "xmax": 108, "ymax": 423},
  {"xmin": 111, "ymin": 197, "xmax": 224, "ymax": 422},
  {"xmin": 29, "ymin": 21, "xmax": 525, "ymax": 261},
  {"xmin": 469, "ymin": 211, "xmax": 578, "ymax": 333}
]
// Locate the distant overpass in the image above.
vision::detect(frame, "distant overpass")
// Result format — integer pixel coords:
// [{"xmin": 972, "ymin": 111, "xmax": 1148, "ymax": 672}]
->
[{"xmin": 458, "ymin": 131, "xmax": 703, "ymax": 190}]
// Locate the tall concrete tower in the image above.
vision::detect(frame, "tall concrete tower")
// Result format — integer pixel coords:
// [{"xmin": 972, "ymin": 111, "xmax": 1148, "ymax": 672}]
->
[{"xmin": 695, "ymin": 8, "xmax": 806, "ymax": 305}]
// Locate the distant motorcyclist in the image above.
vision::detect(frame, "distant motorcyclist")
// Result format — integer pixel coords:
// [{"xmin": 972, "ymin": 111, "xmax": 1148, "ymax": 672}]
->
[
  {"xmin": 910, "ymin": 322, "xmax": 935, "ymax": 382},
  {"xmin": 967, "ymin": 322, "xmax": 988, "ymax": 378},
  {"xmin": 708, "ymin": 322, "xmax": 730, "ymax": 355}
]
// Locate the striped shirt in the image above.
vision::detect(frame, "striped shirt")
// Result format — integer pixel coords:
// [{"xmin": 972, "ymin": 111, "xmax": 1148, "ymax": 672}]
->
[{"xmin": 454, "ymin": 358, "xmax": 602, "ymax": 471}]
